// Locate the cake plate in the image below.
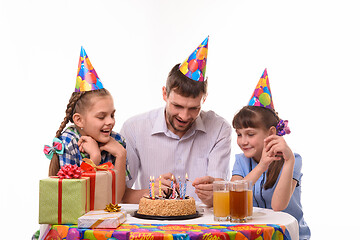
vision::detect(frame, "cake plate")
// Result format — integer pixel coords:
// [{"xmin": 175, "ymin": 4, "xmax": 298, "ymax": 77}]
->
[{"xmin": 132, "ymin": 211, "xmax": 202, "ymax": 220}]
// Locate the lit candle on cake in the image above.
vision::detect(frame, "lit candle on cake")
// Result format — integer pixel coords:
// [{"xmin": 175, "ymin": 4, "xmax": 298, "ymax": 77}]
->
[
  {"xmin": 151, "ymin": 176, "xmax": 155, "ymax": 200},
  {"xmin": 149, "ymin": 176, "xmax": 152, "ymax": 198},
  {"xmin": 159, "ymin": 175, "xmax": 162, "ymax": 198},
  {"xmin": 170, "ymin": 175, "xmax": 174, "ymax": 190},
  {"xmin": 184, "ymin": 173, "xmax": 188, "ymax": 199},
  {"xmin": 171, "ymin": 175, "xmax": 176, "ymax": 199},
  {"xmin": 178, "ymin": 176, "xmax": 182, "ymax": 199}
]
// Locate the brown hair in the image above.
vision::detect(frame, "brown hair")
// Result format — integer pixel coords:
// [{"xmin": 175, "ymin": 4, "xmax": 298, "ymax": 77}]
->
[
  {"xmin": 55, "ymin": 88, "xmax": 111, "ymax": 138},
  {"xmin": 232, "ymin": 106, "xmax": 283, "ymax": 190},
  {"xmin": 165, "ymin": 64, "xmax": 208, "ymax": 98},
  {"xmin": 49, "ymin": 88, "xmax": 110, "ymax": 176}
]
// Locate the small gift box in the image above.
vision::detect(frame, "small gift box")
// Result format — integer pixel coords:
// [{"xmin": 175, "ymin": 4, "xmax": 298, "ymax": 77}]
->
[
  {"xmin": 39, "ymin": 167, "xmax": 90, "ymax": 224},
  {"xmin": 78, "ymin": 207, "xmax": 126, "ymax": 229},
  {"xmin": 81, "ymin": 159, "xmax": 120, "ymax": 210}
]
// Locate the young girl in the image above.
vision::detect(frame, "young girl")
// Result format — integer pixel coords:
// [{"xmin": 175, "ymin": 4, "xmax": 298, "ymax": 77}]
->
[
  {"xmin": 231, "ymin": 69, "xmax": 310, "ymax": 239},
  {"xmin": 44, "ymin": 47, "xmax": 131, "ymax": 201}
]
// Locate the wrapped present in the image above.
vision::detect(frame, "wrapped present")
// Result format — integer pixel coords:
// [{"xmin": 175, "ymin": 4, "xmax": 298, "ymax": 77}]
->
[
  {"xmin": 39, "ymin": 176, "xmax": 90, "ymax": 224},
  {"xmin": 78, "ymin": 209, "xmax": 126, "ymax": 229},
  {"xmin": 81, "ymin": 159, "xmax": 120, "ymax": 210}
]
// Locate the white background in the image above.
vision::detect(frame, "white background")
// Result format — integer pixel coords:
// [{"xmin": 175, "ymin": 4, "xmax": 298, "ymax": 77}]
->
[{"xmin": 0, "ymin": 0, "xmax": 359, "ymax": 239}]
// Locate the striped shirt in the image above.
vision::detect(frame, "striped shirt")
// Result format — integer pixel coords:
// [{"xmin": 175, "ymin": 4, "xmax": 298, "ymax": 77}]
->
[{"xmin": 120, "ymin": 107, "xmax": 231, "ymax": 200}]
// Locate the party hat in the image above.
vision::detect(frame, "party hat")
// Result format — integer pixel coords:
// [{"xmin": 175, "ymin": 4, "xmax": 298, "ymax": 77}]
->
[
  {"xmin": 179, "ymin": 36, "xmax": 209, "ymax": 82},
  {"xmin": 74, "ymin": 46, "xmax": 104, "ymax": 92},
  {"xmin": 248, "ymin": 69, "xmax": 274, "ymax": 110}
]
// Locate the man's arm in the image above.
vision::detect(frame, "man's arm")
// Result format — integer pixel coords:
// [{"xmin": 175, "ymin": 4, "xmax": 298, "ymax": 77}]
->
[
  {"xmin": 194, "ymin": 120, "xmax": 232, "ymax": 206},
  {"xmin": 121, "ymin": 187, "xmax": 147, "ymax": 203},
  {"xmin": 120, "ymin": 120, "xmax": 139, "ymax": 188},
  {"xmin": 207, "ymin": 121, "xmax": 232, "ymax": 180}
]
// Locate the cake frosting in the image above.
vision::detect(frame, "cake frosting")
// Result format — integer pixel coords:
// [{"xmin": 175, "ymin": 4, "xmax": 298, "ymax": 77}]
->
[{"xmin": 137, "ymin": 197, "xmax": 196, "ymax": 216}]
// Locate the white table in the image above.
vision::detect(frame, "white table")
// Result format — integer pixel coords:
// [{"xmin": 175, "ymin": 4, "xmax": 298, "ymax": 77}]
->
[{"xmin": 121, "ymin": 203, "xmax": 299, "ymax": 240}]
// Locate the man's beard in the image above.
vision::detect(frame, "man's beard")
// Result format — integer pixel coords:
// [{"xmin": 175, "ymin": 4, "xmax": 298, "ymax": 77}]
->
[{"xmin": 167, "ymin": 112, "xmax": 194, "ymax": 133}]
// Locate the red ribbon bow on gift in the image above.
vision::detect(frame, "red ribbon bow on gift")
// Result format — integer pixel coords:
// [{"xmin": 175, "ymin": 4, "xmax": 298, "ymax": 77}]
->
[
  {"xmin": 80, "ymin": 158, "xmax": 114, "ymax": 172},
  {"xmin": 57, "ymin": 164, "xmax": 82, "ymax": 179}
]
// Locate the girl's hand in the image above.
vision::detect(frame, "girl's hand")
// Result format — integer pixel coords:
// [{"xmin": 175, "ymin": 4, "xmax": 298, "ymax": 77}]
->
[
  {"xmin": 258, "ymin": 145, "xmax": 282, "ymax": 171},
  {"xmin": 78, "ymin": 136, "xmax": 101, "ymax": 160},
  {"xmin": 99, "ymin": 137, "xmax": 126, "ymax": 159},
  {"xmin": 264, "ymin": 135, "xmax": 294, "ymax": 162}
]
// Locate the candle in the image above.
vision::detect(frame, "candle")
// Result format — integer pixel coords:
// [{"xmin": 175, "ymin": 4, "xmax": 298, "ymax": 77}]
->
[
  {"xmin": 159, "ymin": 175, "xmax": 162, "ymax": 198},
  {"xmin": 170, "ymin": 175, "xmax": 174, "ymax": 190},
  {"xmin": 149, "ymin": 176, "xmax": 152, "ymax": 198},
  {"xmin": 171, "ymin": 175, "xmax": 175, "ymax": 199},
  {"xmin": 184, "ymin": 173, "xmax": 188, "ymax": 199},
  {"xmin": 178, "ymin": 176, "xmax": 182, "ymax": 199},
  {"xmin": 151, "ymin": 176, "xmax": 155, "ymax": 200}
]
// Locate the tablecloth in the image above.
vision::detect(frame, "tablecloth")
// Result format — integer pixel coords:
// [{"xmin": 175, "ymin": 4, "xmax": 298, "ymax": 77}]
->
[
  {"xmin": 42, "ymin": 223, "xmax": 289, "ymax": 240},
  {"xmin": 40, "ymin": 204, "xmax": 299, "ymax": 240}
]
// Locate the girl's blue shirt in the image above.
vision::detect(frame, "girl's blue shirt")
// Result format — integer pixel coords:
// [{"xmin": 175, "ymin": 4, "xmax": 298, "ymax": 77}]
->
[{"xmin": 232, "ymin": 153, "xmax": 311, "ymax": 240}]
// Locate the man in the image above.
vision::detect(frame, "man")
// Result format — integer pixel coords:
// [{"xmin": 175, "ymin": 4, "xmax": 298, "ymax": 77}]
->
[{"xmin": 121, "ymin": 37, "xmax": 231, "ymax": 206}]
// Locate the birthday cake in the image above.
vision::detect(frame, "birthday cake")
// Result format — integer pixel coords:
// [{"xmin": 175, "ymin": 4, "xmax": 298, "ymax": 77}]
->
[
  {"xmin": 137, "ymin": 175, "xmax": 196, "ymax": 217},
  {"xmin": 137, "ymin": 196, "xmax": 196, "ymax": 216}
]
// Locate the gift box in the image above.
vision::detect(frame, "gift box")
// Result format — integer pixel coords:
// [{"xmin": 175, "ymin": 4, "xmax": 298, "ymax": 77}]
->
[
  {"xmin": 39, "ymin": 177, "xmax": 90, "ymax": 224},
  {"xmin": 81, "ymin": 160, "xmax": 120, "ymax": 210},
  {"xmin": 78, "ymin": 210, "xmax": 126, "ymax": 228}
]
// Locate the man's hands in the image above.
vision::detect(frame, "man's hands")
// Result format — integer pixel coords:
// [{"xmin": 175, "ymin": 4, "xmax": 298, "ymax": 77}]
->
[{"xmin": 193, "ymin": 176, "xmax": 216, "ymax": 207}]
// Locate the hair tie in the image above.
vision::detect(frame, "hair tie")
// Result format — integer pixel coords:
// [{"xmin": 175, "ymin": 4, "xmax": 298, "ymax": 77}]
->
[
  {"xmin": 44, "ymin": 138, "xmax": 64, "ymax": 160},
  {"xmin": 276, "ymin": 119, "xmax": 291, "ymax": 136}
]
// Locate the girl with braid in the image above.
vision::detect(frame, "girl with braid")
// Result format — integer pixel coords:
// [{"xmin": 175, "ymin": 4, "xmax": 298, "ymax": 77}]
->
[
  {"xmin": 44, "ymin": 47, "xmax": 131, "ymax": 201},
  {"xmin": 231, "ymin": 70, "xmax": 310, "ymax": 240}
]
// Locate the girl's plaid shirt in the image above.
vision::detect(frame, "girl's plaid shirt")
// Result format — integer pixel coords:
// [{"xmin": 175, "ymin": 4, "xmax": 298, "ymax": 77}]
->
[{"xmin": 58, "ymin": 125, "xmax": 131, "ymax": 180}]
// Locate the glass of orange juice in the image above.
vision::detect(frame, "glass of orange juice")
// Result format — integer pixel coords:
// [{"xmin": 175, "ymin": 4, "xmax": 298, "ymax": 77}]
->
[
  {"xmin": 213, "ymin": 181, "xmax": 230, "ymax": 221},
  {"xmin": 246, "ymin": 180, "xmax": 253, "ymax": 220}
]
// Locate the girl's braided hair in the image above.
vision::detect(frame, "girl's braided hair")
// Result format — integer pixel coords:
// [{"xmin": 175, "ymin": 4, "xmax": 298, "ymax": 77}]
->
[{"xmin": 49, "ymin": 88, "xmax": 110, "ymax": 176}]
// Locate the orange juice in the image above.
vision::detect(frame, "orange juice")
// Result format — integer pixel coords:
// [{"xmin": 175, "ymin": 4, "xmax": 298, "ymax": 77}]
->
[
  {"xmin": 247, "ymin": 190, "xmax": 253, "ymax": 218},
  {"xmin": 213, "ymin": 191, "xmax": 230, "ymax": 220}
]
